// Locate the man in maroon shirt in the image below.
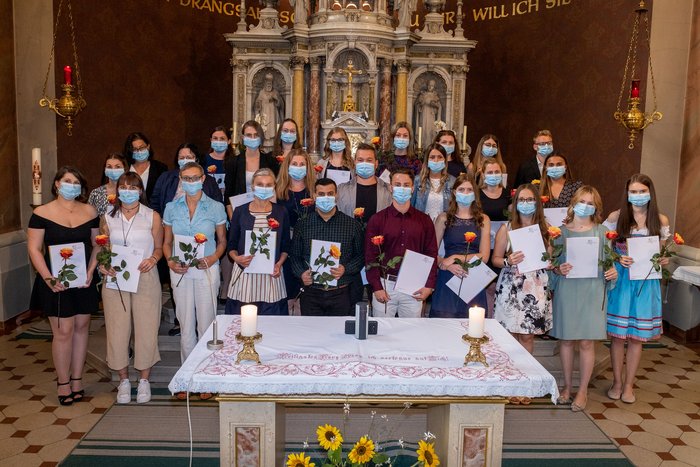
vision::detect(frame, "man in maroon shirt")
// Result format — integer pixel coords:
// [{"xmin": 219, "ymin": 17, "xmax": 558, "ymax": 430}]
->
[{"xmin": 364, "ymin": 167, "xmax": 438, "ymax": 317}]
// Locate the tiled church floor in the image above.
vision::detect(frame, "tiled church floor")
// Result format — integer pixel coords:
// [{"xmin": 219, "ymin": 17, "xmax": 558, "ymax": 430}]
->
[{"xmin": 2, "ymin": 322, "xmax": 700, "ymax": 466}]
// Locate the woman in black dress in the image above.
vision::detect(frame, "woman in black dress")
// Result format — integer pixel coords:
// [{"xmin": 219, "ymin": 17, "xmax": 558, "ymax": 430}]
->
[{"xmin": 27, "ymin": 167, "xmax": 99, "ymax": 405}]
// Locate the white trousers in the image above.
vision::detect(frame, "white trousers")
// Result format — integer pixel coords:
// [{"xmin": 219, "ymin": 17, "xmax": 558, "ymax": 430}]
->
[
  {"xmin": 371, "ymin": 279, "xmax": 424, "ymax": 318},
  {"xmin": 170, "ymin": 264, "xmax": 220, "ymax": 363}
]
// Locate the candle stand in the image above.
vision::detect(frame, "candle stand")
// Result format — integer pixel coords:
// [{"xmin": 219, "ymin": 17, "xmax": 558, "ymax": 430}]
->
[
  {"xmin": 463, "ymin": 334, "xmax": 489, "ymax": 366},
  {"xmin": 235, "ymin": 332, "xmax": 263, "ymax": 364}
]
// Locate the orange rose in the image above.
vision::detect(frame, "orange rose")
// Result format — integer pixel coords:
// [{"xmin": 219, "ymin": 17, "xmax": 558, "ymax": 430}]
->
[
  {"xmin": 300, "ymin": 198, "xmax": 314, "ymax": 207},
  {"xmin": 371, "ymin": 235, "xmax": 384, "ymax": 246},
  {"xmin": 95, "ymin": 234, "xmax": 109, "ymax": 247},
  {"xmin": 370, "ymin": 136, "xmax": 381, "ymax": 146},
  {"xmin": 194, "ymin": 233, "xmax": 207, "ymax": 244},
  {"xmin": 531, "ymin": 179, "xmax": 541, "ymax": 185},
  {"xmin": 464, "ymin": 231, "xmax": 477, "ymax": 243},
  {"xmin": 314, "ymin": 165, "xmax": 323, "ymax": 173},
  {"xmin": 548, "ymin": 226, "xmax": 562, "ymax": 239},
  {"xmin": 207, "ymin": 165, "xmax": 217, "ymax": 174},
  {"xmin": 276, "ymin": 155, "xmax": 285, "ymax": 163},
  {"xmin": 540, "ymin": 195, "xmax": 550, "ymax": 203},
  {"xmin": 107, "ymin": 194, "xmax": 117, "ymax": 205},
  {"xmin": 59, "ymin": 248, "xmax": 73, "ymax": 260},
  {"xmin": 268, "ymin": 218, "xmax": 280, "ymax": 229},
  {"xmin": 353, "ymin": 207, "xmax": 365, "ymax": 218},
  {"xmin": 605, "ymin": 230, "xmax": 619, "ymax": 241},
  {"xmin": 330, "ymin": 244, "xmax": 341, "ymax": 259},
  {"xmin": 673, "ymin": 233, "xmax": 684, "ymax": 245}
]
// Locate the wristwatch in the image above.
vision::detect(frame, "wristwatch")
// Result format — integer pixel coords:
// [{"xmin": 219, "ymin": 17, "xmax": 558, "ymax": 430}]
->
[{"xmin": 503, "ymin": 257, "xmax": 510, "ymax": 268}]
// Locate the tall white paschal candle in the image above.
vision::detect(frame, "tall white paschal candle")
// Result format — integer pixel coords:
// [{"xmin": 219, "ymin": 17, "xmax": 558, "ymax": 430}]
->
[
  {"xmin": 462, "ymin": 125, "xmax": 467, "ymax": 148},
  {"xmin": 31, "ymin": 148, "xmax": 42, "ymax": 205},
  {"xmin": 468, "ymin": 306, "xmax": 485, "ymax": 338},
  {"xmin": 240, "ymin": 304, "xmax": 258, "ymax": 337}
]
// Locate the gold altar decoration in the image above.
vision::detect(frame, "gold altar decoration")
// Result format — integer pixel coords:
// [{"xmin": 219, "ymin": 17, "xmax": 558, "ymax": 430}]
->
[
  {"xmin": 463, "ymin": 334, "xmax": 489, "ymax": 367},
  {"xmin": 39, "ymin": 0, "xmax": 86, "ymax": 136},
  {"xmin": 613, "ymin": 0, "xmax": 662, "ymax": 150},
  {"xmin": 235, "ymin": 332, "xmax": 262, "ymax": 364},
  {"xmin": 338, "ymin": 60, "xmax": 364, "ymax": 112}
]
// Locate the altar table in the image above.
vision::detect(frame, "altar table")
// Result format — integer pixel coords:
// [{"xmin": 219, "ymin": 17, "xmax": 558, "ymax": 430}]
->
[{"xmin": 169, "ymin": 316, "xmax": 558, "ymax": 466}]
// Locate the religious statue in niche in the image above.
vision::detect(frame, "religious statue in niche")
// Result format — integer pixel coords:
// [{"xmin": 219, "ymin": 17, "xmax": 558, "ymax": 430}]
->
[
  {"xmin": 289, "ymin": 0, "xmax": 308, "ymax": 26},
  {"xmin": 253, "ymin": 72, "xmax": 284, "ymax": 145},
  {"xmin": 395, "ymin": 0, "xmax": 417, "ymax": 29},
  {"xmin": 414, "ymin": 77, "xmax": 444, "ymax": 144}
]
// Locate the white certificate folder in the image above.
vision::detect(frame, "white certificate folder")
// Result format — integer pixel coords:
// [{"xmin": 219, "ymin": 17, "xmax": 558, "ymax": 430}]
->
[
  {"xmin": 394, "ymin": 249, "xmax": 434, "ymax": 296},
  {"xmin": 565, "ymin": 237, "xmax": 600, "ymax": 279},
  {"xmin": 507, "ymin": 225, "xmax": 548, "ymax": 274},
  {"xmin": 628, "ymin": 236, "xmax": 661, "ymax": 280}
]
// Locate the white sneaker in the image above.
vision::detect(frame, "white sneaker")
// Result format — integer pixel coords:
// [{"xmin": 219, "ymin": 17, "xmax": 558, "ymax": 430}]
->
[
  {"xmin": 136, "ymin": 379, "xmax": 151, "ymax": 404},
  {"xmin": 117, "ymin": 379, "xmax": 131, "ymax": 404}
]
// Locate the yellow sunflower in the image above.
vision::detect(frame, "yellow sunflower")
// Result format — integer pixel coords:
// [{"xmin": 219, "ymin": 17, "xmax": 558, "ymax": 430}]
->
[
  {"xmin": 348, "ymin": 436, "xmax": 375, "ymax": 464},
  {"xmin": 286, "ymin": 452, "xmax": 315, "ymax": 467},
  {"xmin": 316, "ymin": 424, "xmax": 343, "ymax": 451},
  {"xmin": 416, "ymin": 440, "xmax": 440, "ymax": 467}
]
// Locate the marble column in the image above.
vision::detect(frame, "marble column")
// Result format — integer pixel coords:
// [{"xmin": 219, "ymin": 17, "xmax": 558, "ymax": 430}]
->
[
  {"xmin": 395, "ymin": 59, "xmax": 410, "ymax": 123},
  {"xmin": 290, "ymin": 56, "xmax": 306, "ymax": 145},
  {"xmin": 379, "ymin": 59, "xmax": 392, "ymax": 151},
  {"xmin": 308, "ymin": 57, "xmax": 322, "ymax": 155}
]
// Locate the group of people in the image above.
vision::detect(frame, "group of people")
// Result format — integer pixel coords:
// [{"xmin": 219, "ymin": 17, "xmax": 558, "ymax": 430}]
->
[{"xmin": 27, "ymin": 122, "xmax": 669, "ymax": 413}]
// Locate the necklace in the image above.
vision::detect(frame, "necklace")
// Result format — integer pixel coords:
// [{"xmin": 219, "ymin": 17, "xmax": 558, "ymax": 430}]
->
[{"xmin": 120, "ymin": 208, "xmax": 137, "ymax": 246}]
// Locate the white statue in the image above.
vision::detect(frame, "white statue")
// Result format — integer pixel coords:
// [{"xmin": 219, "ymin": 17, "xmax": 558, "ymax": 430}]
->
[
  {"xmin": 395, "ymin": 0, "xmax": 417, "ymax": 29},
  {"xmin": 415, "ymin": 79, "xmax": 442, "ymax": 144},
  {"xmin": 254, "ymin": 73, "xmax": 283, "ymax": 145},
  {"xmin": 290, "ymin": 0, "xmax": 308, "ymax": 26}
]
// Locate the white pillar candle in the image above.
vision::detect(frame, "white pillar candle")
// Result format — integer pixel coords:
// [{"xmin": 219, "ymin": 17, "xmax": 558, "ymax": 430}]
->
[
  {"xmin": 462, "ymin": 125, "xmax": 467, "ymax": 148},
  {"xmin": 232, "ymin": 121, "xmax": 238, "ymax": 144},
  {"xmin": 31, "ymin": 148, "xmax": 42, "ymax": 205},
  {"xmin": 417, "ymin": 126, "xmax": 422, "ymax": 149},
  {"xmin": 240, "ymin": 304, "xmax": 258, "ymax": 336},
  {"xmin": 468, "ymin": 306, "xmax": 485, "ymax": 338}
]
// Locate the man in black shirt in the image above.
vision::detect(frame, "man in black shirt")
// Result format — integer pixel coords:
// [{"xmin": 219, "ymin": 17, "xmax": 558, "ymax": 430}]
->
[{"xmin": 337, "ymin": 143, "xmax": 392, "ymax": 221}]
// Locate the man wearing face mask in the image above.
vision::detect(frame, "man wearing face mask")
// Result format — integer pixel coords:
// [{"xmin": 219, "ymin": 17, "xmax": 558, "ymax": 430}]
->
[
  {"xmin": 364, "ymin": 167, "xmax": 438, "ymax": 318},
  {"xmin": 514, "ymin": 129, "xmax": 554, "ymax": 188},
  {"xmin": 289, "ymin": 178, "xmax": 365, "ymax": 316},
  {"xmin": 337, "ymin": 143, "xmax": 392, "ymax": 220}
]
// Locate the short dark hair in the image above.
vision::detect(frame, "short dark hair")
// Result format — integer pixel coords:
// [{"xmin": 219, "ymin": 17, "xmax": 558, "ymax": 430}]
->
[
  {"xmin": 315, "ymin": 177, "xmax": 337, "ymax": 191},
  {"xmin": 52, "ymin": 166, "xmax": 88, "ymax": 202},
  {"xmin": 355, "ymin": 143, "xmax": 376, "ymax": 156},
  {"xmin": 109, "ymin": 172, "xmax": 147, "ymax": 217},
  {"xmin": 123, "ymin": 132, "xmax": 153, "ymax": 164},
  {"xmin": 174, "ymin": 143, "xmax": 201, "ymax": 167},
  {"xmin": 389, "ymin": 167, "xmax": 414, "ymax": 184}
]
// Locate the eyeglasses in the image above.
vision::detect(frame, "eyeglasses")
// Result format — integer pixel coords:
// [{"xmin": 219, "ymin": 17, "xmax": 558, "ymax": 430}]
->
[
  {"xmin": 517, "ymin": 197, "xmax": 536, "ymax": 203},
  {"xmin": 535, "ymin": 142, "xmax": 552, "ymax": 147},
  {"xmin": 178, "ymin": 156, "xmax": 196, "ymax": 161},
  {"xmin": 132, "ymin": 146, "xmax": 148, "ymax": 152},
  {"xmin": 181, "ymin": 175, "xmax": 203, "ymax": 183}
]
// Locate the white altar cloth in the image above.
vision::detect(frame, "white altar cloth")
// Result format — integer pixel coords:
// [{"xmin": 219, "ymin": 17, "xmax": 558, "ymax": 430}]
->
[{"xmin": 169, "ymin": 316, "xmax": 558, "ymax": 402}]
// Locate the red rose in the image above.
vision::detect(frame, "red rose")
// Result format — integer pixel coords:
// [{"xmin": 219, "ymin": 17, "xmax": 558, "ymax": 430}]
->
[
  {"xmin": 314, "ymin": 165, "xmax": 323, "ymax": 173},
  {"xmin": 371, "ymin": 235, "xmax": 384, "ymax": 246},
  {"xmin": 268, "ymin": 218, "xmax": 280, "ymax": 229},
  {"xmin": 194, "ymin": 233, "xmax": 207, "ymax": 244},
  {"xmin": 95, "ymin": 234, "xmax": 109, "ymax": 247},
  {"xmin": 300, "ymin": 198, "xmax": 314, "ymax": 207},
  {"xmin": 540, "ymin": 195, "xmax": 550, "ymax": 203},
  {"xmin": 59, "ymin": 248, "xmax": 73, "ymax": 260},
  {"xmin": 673, "ymin": 233, "xmax": 684, "ymax": 245},
  {"xmin": 276, "ymin": 155, "xmax": 285, "ymax": 163},
  {"xmin": 605, "ymin": 230, "xmax": 619, "ymax": 241}
]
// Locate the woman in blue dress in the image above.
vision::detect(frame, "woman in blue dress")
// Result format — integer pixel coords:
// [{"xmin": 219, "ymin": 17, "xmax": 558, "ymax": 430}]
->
[
  {"xmin": 431, "ymin": 173, "xmax": 491, "ymax": 317},
  {"xmin": 604, "ymin": 174, "xmax": 670, "ymax": 404}
]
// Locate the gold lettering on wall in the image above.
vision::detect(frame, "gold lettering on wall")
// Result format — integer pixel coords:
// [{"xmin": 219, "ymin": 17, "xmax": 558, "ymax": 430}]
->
[{"xmin": 472, "ymin": 0, "xmax": 571, "ymax": 22}]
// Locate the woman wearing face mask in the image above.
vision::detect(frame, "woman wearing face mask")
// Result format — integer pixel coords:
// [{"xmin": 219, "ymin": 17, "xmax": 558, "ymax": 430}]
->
[
  {"xmin": 99, "ymin": 172, "xmax": 163, "ymax": 405},
  {"xmin": 479, "ymin": 159, "xmax": 511, "ymax": 317},
  {"xmin": 273, "ymin": 118, "xmax": 302, "ymax": 160},
  {"xmin": 27, "ymin": 167, "xmax": 100, "ymax": 405},
  {"xmin": 434, "ymin": 130, "xmax": 466, "ymax": 178},
  {"xmin": 468, "ymin": 134, "xmax": 506, "ymax": 183},
  {"xmin": 162, "ymin": 162, "xmax": 227, "ymax": 366},
  {"xmin": 123, "ymin": 132, "xmax": 168, "ymax": 205},
  {"xmin": 411, "ymin": 143, "xmax": 456, "ymax": 221},
  {"xmin": 540, "ymin": 152, "xmax": 582, "ymax": 208},
  {"xmin": 88, "ymin": 153, "xmax": 129, "ymax": 216},
  {"xmin": 226, "ymin": 169, "xmax": 290, "ymax": 316},
  {"xmin": 206, "ymin": 126, "xmax": 234, "ymax": 195},
  {"xmin": 431, "ymin": 173, "xmax": 491, "ymax": 317},
  {"xmin": 492, "ymin": 184, "xmax": 553, "ymax": 356},
  {"xmin": 603, "ymin": 174, "xmax": 670, "ymax": 405},
  {"xmin": 318, "ymin": 128, "xmax": 354, "ymax": 180},
  {"xmin": 548, "ymin": 186, "xmax": 618, "ymax": 412},
  {"xmin": 224, "ymin": 120, "xmax": 280, "ymax": 217},
  {"xmin": 379, "ymin": 121, "xmax": 422, "ymax": 178}
]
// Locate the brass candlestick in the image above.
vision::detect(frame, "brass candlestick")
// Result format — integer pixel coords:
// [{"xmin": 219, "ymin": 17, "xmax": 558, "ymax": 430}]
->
[
  {"xmin": 235, "ymin": 332, "xmax": 262, "ymax": 364},
  {"xmin": 462, "ymin": 334, "xmax": 489, "ymax": 367}
]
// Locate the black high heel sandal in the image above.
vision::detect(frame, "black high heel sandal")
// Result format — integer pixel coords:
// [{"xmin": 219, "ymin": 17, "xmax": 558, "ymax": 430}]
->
[
  {"xmin": 57, "ymin": 381, "xmax": 74, "ymax": 406},
  {"xmin": 70, "ymin": 377, "xmax": 85, "ymax": 402}
]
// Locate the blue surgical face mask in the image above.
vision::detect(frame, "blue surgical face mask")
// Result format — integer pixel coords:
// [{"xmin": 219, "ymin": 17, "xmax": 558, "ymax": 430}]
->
[
  {"xmin": 243, "ymin": 137, "xmax": 261, "ymax": 150},
  {"xmin": 211, "ymin": 141, "xmax": 228, "ymax": 153},
  {"xmin": 315, "ymin": 196, "xmax": 336, "ymax": 213},
  {"xmin": 329, "ymin": 141, "xmax": 346, "ymax": 153},
  {"xmin": 280, "ymin": 132, "xmax": 297, "ymax": 144},
  {"xmin": 517, "ymin": 201, "xmax": 537, "ymax": 216},
  {"xmin": 484, "ymin": 174, "xmax": 502, "ymax": 187},
  {"xmin": 536, "ymin": 144, "xmax": 553, "ymax": 157},
  {"xmin": 573, "ymin": 202, "xmax": 596, "ymax": 217},
  {"xmin": 58, "ymin": 182, "xmax": 81, "ymax": 200},
  {"xmin": 482, "ymin": 146, "xmax": 498, "ymax": 158},
  {"xmin": 118, "ymin": 189, "xmax": 140, "ymax": 205},
  {"xmin": 546, "ymin": 166, "xmax": 566, "ymax": 179},
  {"xmin": 456, "ymin": 192, "xmax": 475, "ymax": 207},
  {"xmin": 394, "ymin": 137, "xmax": 410, "ymax": 150},
  {"xmin": 428, "ymin": 160, "xmax": 446, "ymax": 172},
  {"xmin": 355, "ymin": 162, "xmax": 375, "ymax": 179},
  {"xmin": 628, "ymin": 192, "xmax": 651, "ymax": 206},
  {"xmin": 132, "ymin": 149, "xmax": 149, "ymax": 162},
  {"xmin": 392, "ymin": 186, "xmax": 412, "ymax": 204},
  {"xmin": 441, "ymin": 144, "xmax": 455, "ymax": 155},
  {"xmin": 254, "ymin": 185, "xmax": 274, "ymax": 200},
  {"xmin": 181, "ymin": 181, "xmax": 203, "ymax": 196},
  {"xmin": 178, "ymin": 158, "xmax": 196, "ymax": 169},
  {"xmin": 104, "ymin": 168, "xmax": 124, "ymax": 182},
  {"xmin": 288, "ymin": 165, "xmax": 307, "ymax": 181}
]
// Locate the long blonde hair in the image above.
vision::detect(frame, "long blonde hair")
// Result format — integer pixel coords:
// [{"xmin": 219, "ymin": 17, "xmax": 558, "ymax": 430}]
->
[
  {"xmin": 471, "ymin": 134, "xmax": 506, "ymax": 179},
  {"xmin": 562, "ymin": 185, "xmax": 603, "ymax": 225},
  {"xmin": 323, "ymin": 128, "xmax": 355, "ymax": 170},
  {"xmin": 417, "ymin": 143, "xmax": 450, "ymax": 195},
  {"xmin": 275, "ymin": 149, "xmax": 315, "ymax": 200}
]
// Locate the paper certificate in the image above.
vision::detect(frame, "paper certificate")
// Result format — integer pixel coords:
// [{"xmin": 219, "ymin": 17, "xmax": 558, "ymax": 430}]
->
[
  {"xmin": 508, "ymin": 225, "xmax": 549, "ymax": 274},
  {"xmin": 243, "ymin": 229, "xmax": 277, "ymax": 275},
  {"xmin": 502, "ymin": 173, "xmax": 508, "ymax": 188},
  {"xmin": 490, "ymin": 221, "xmax": 507, "ymax": 249},
  {"xmin": 106, "ymin": 245, "xmax": 144, "ymax": 293},
  {"xmin": 228, "ymin": 192, "xmax": 255, "ymax": 214},
  {"xmin": 544, "ymin": 208, "xmax": 568, "ymax": 228},
  {"xmin": 628, "ymin": 236, "xmax": 661, "ymax": 280},
  {"xmin": 394, "ymin": 249, "xmax": 434, "ymax": 296},
  {"xmin": 565, "ymin": 237, "xmax": 600, "ymax": 279},
  {"xmin": 173, "ymin": 234, "xmax": 206, "ymax": 280},
  {"xmin": 379, "ymin": 169, "xmax": 391, "ymax": 185},
  {"xmin": 48, "ymin": 242, "xmax": 88, "ymax": 289},
  {"xmin": 446, "ymin": 258, "xmax": 498, "ymax": 304},
  {"xmin": 212, "ymin": 173, "xmax": 225, "ymax": 192},
  {"xmin": 310, "ymin": 239, "xmax": 340, "ymax": 287},
  {"xmin": 326, "ymin": 169, "xmax": 351, "ymax": 186}
]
